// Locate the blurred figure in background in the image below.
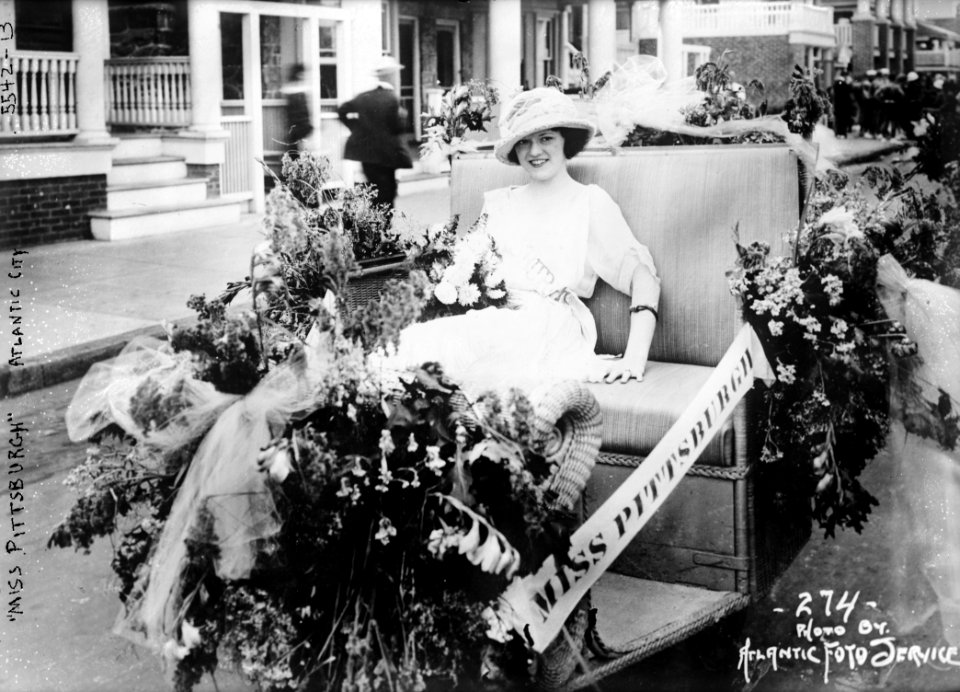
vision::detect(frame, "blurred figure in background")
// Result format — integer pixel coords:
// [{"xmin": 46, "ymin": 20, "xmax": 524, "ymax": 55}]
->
[
  {"xmin": 337, "ymin": 56, "xmax": 413, "ymax": 215},
  {"xmin": 281, "ymin": 63, "xmax": 314, "ymax": 160},
  {"xmin": 856, "ymin": 70, "xmax": 879, "ymax": 138},
  {"xmin": 832, "ymin": 72, "xmax": 856, "ymax": 138},
  {"xmin": 875, "ymin": 68, "xmax": 903, "ymax": 139},
  {"xmin": 903, "ymin": 71, "xmax": 924, "ymax": 136}
]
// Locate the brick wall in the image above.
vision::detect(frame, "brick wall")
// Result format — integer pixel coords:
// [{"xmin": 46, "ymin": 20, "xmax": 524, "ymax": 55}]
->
[
  {"xmin": 852, "ymin": 19, "xmax": 876, "ymax": 76},
  {"xmin": 186, "ymin": 163, "xmax": 220, "ymax": 198},
  {"xmin": 0, "ymin": 175, "xmax": 106, "ymax": 249},
  {"xmin": 684, "ymin": 36, "xmax": 796, "ymax": 109}
]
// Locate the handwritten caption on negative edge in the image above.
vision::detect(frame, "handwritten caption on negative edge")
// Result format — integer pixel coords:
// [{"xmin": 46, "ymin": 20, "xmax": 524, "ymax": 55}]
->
[{"xmin": 737, "ymin": 590, "xmax": 960, "ymax": 684}]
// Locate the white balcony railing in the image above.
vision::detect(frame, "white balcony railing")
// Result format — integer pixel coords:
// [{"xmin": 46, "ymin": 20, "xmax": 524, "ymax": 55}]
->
[
  {"xmin": 632, "ymin": 1, "xmax": 834, "ymax": 42},
  {"xmin": 105, "ymin": 57, "xmax": 191, "ymax": 128},
  {"xmin": 915, "ymin": 47, "xmax": 960, "ymax": 69},
  {"xmin": 835, "ymin": 21, "xmax": 853, "ymax": 52},
  {"xmin": 0, "ymin": 51, "xmax": 79, "ymax": 138},
  {"xmin": 684, "ymin": 1, "xmax": 834, "ymax": 39}
]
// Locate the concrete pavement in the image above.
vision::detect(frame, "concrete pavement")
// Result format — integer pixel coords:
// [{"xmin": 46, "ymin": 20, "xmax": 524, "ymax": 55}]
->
[{"xmin": 0, "ymin": 136, "xmax": 904, "ymax": 399}]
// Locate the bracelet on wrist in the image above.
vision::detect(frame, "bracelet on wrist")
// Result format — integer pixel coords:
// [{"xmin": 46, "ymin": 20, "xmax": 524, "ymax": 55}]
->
[{"xmin": 629, "ymin": 304, "xmax": 659, "ymax": 320}]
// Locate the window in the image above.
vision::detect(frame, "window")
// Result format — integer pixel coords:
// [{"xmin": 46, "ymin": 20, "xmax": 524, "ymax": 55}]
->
[
  {"xmin": 616, "ymin": 2, "xmax": 631, "ymax": 31},
  {"xmin": 318, "ymin": 22, "xmax": 338, "ymax": 106},
  {"xmin": 14, "ymin": 0, "xmax": 72, "ymax": 52},
  {"xmin": 220, "ymin": 13, "xmax": 244, "ymax": 100},
  {"xmin": 381, "ymin": 0, "xmax": 393, "ymax": 55},
  {"xmin": 436, "ymin": 20, "xmax": 459, "ymax": 89}
]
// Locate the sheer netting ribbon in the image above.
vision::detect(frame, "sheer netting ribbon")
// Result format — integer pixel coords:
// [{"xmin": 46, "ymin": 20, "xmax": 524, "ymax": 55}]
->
[
  {"xmin": 876, "ymin": 254, "xmax": 960, "ymax": 644},
  {"xmin": 65, "ymin": 332, "xmax": 334, "ymax": 649},
  {"xmin": 593, "ymin": 55, "xmax": 820, "ymax": 171}
]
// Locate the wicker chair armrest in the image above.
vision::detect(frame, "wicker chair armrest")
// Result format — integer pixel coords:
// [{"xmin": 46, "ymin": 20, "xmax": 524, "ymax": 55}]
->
[{"xmin": 528, "ymin": 380, "xmax": 603, "ymax": 512}]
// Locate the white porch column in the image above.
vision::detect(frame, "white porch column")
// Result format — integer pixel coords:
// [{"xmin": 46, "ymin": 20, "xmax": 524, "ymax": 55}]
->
[
  {"xmin": 889, "ymin": 0, "xmax": 903, "ymax": 24},
  {"xmin": 659, "ymin": 0, "xmax": 683, "ymax": 82},
  {"xmin": 345, "ymin": 0, "xmax": 382, "ymax": 97},
  {"xmin": 488, "ymin": 0, "xmax": 522, "ymax": 95},
  {"xmin": 587, "ymin": 0, "xmax": 617, "ymax": 77},
  {"xmin": 243, "ymin": 12, "xmax": 265, "ymax": 214},
  {"xmin": 72, "ymin": 0, "xmax": 111, "ymax": 143},
  {"xmin": 560, "ymin": 7, "xmax": 571, "ymax": 86},
  {"xmin": 301, "ymin": 16, "xmax": 322, "ymax": 151},
  {"xmin": 903, "ymin": 0, "xmax": 916, "ymax": 28},
  {"xmin": 187, "ymin": 0, "xmax": 224, "ymax": 133},
  {"xmin": 471, "ymin": 7, "xmax": 489, "ymax": 80},
  {"xmin": 853, "ymin": 0, "xmax": 873, "ymax": 20}
]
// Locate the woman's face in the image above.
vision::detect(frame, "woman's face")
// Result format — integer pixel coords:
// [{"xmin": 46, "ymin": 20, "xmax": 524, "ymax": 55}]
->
[{"xmin": 514, "ymin": 129, "xmax": 566, "ymax": 182}]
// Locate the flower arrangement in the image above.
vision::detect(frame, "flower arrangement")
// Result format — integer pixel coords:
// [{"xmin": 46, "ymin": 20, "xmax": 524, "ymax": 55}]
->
[
  {"xmin": 267, "ymin": 151, "xmax": 405, "ymax": 264},
  {"xmin": 415, "ymin": 215, "xmax": 509, "ymax": 319},
  {"xmin": 600, "ymin": 52, "xmax": 829, "ymax": 148},
  {"xmin": 727, "ymin": 163, "xmax": 960, "ymax": 536},
  {"xmin": 419, "ymin": 79, "xmax": 499, "ymax": 162},
  {"xmin": 51, "ymin": 153, "xmax": 580, "ymax": 691}
]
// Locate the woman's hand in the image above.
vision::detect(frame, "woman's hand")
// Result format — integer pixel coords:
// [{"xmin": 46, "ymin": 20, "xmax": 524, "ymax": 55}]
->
[{"xmin": 587, "ymin": 356, "xmax": 646, "ymax": 384}]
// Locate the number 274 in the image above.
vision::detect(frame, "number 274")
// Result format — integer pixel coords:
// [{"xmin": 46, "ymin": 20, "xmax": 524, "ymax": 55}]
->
[{"xmin": 796, "ymin": 590, "xmax": 860, "ymax": 623}]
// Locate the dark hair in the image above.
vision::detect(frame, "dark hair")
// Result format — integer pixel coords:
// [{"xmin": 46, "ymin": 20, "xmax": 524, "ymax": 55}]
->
[
  {"xmin": 287, "ymin": 63, "xmax": 306, "ymax": 82},
  {"xmin": 507, "ymin": 127, "xmax": 592, "ymax": 165}
]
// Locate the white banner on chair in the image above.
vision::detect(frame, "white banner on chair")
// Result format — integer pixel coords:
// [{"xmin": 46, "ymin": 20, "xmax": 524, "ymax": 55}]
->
[{"xmin": 499, "ymin": 324, "xmax": 773, "ymax": 652}]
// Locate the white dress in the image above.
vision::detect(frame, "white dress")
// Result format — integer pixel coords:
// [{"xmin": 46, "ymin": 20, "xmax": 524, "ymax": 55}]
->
[{"xmin": 395, "ymin": 180, "xmax": 658, "ymax": 390}]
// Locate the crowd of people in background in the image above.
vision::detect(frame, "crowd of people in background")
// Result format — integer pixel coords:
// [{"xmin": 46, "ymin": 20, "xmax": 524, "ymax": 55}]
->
[{"xmin": 830, "ymin": 68, "xmax": 959, "ymax": 143}]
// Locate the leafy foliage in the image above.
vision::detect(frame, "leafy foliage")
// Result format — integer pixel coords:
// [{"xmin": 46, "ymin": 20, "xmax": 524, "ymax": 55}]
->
[
  {"xmin": 52, "ymin": 152, "xmax": 572, "ymax": 691},
  {"xmin": 729, "ymin": 165, "xmax": 960, "ymax": 536},
  {"xmin": 622, "ymin": 54, "xmax": 828, "ymax": 147}
]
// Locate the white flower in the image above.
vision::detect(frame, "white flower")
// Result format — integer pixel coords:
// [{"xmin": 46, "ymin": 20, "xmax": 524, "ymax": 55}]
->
[
  {"xmin": 482, "ymin": 606, "xmax": 512, "ymax": 643},
  {"xmin": 831, "ymin": 318, "xmax": 849, "ymax": 338},
  {"xmin": 181, "ymin": 621, "xmax": 202, "ymax": 649},
  {"xmin": 427, "ymin": 525, "xmax": 461, "ymax": 556},
  {"xmin": 776, "ymin": 360, "xmax": 797, "ymax": 385},
  {"xmin": 162, "ymin": 638, "xmax": 190, "ymax": 662},
  {"xmin": 406, "ymin": 434, "xmax": 419, "ymax": 453},
  {"xmin": 768, "ymin": 320, "xmax": 784, "ymax": 337},
  {"xmin": 378, "ymin": 429, "xmax": 396, "ymax": 456},
  {"xmin": 375, "ymin": 517, "xmax": 397, "ymax": 545},
  {"xmin": 257, "ymin": 441, "xmax": 293, "ymax": 482},
  {"xmin": 822, "ymin": 274, "xmax": 844, "ymax": 306},
  {"xmin": 424, "ymin": 445, "xmax": 445, "ymax": 472},
  {"xmin": 819, "ymin": 206, "xmax": 862, "ymax": 240},
  {"xmin": 457, "ymin": 283, "xmax": 481, "ymax": 306},
  {"xmin": 434, "ymin": 281, "xmax": 458, "ymax": 305}
]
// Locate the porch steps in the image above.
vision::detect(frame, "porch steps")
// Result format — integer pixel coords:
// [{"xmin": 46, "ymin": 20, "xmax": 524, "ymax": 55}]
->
[
  {"xmin": 88, "ymin": 135, "xmax": 243, "ymax": 241},
  {"xmin": 111, "ymin": 134, "xmax": 164, "ymax": 160},
  {"xmin": 89, "ymin": 198, "xmax": 243, "ymax": 241},
  {"xmin": 107, "ymin": 155, "xmax": 188, "ymax": 186},
  {"xmin": 106, "ymin": 178, "xmax": 209, "ymax": 211}
]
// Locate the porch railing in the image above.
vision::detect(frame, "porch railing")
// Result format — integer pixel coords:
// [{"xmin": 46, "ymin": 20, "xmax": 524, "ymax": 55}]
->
[
  {"xmin": 685, "ymin": 1, "xmax": 834, "ymax": 38},
  {"xmin": 915, "ymin": 48, "xmax": 960, "ymax": 69},
  {"xmin": 835, "ymin": 22, "xmax": 853, "ymax": 53},
  {"xmin": 220, "ymin": 115, "xmax": 253, "ymax": 197},
  {"xmin": 0, "ymin": 51, "xmax": 79, "ymax": 138},
  {"xmin": 632, "ymin": 1, "xmax": 834, "ymax": 41},
  {"xmin": 105, "ymin": 57, "xmax": 191, "ymax": 128}
]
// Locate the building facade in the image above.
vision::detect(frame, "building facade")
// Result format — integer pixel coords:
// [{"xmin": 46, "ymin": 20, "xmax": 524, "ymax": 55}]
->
[{"xmin": 2, "ymin": 0, "xmax": 842, "ymax": 248}]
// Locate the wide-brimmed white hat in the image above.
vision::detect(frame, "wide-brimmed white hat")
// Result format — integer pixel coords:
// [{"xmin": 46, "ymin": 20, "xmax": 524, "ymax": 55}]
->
[
  {"xmin": 907, "ymin": 71, "xmax": 919, "ymax": 82},
  {"xmin": 373, "ymin": 55, "xmax": 404, "ymax": 75},
  {"xmin": 494, "ymin": 87, "xmax": 596, "ymax": 165}
]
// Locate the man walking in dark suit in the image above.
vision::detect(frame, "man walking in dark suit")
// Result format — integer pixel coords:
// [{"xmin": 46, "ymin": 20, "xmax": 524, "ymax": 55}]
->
[{"xmin": 337, "ymin": 56, "xmax": 413, "ymax": 213}]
